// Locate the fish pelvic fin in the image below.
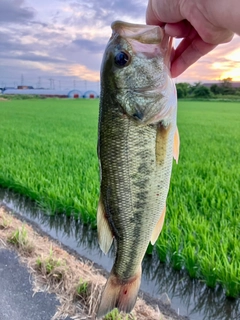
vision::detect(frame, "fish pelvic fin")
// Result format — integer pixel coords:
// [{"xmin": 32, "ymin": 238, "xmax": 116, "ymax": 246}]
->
[
  {"xmin": 173, "ymin": 126, "xmax": 180, "ymax": 164},
  {"xmin": 97, "ymin": 195, "xmax": 113, "ymax": 254},
  {"xmin": 97, "ymin": 266, "xmax": 142, "ymax": 318},
  {"xmin": 151, "ymin": 206, "xmax": 166, "ymax": 245}
]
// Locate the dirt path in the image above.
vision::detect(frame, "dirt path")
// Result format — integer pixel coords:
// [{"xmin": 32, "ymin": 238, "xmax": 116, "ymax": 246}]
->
[{"xmin": 0, "ymin": 206, "xmax": 186, "ymax": 320}]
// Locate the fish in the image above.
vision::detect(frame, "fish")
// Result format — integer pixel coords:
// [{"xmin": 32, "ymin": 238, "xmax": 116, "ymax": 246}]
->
[{"xmin": 96, "ymin": 20, "xmax": 179, "ymax": 318}]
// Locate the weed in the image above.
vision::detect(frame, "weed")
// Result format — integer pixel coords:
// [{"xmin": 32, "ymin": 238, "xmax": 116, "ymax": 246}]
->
[
  {"xmin": 7, "ymin": 225, "xmax": 33, "ymax": 254},
  {"xmin": 36, "ymin": 247, "xmax": 65, "ymax": 282},
  {"xmin": 0, "ymin": 214, "xmax": 12, "ymax": 229},
  {"xmin": 103, "ymin": 309, "xmax": 135, "ymax": 320},
  {"xmin": 76, "ymin": 278, "xmax": 89, "ymax": 299}
]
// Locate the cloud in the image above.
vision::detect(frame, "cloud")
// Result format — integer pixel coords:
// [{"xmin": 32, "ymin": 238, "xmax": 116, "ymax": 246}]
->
[
  {"xmin": 67, "ymin": 64, "xmax": 100, "ymax": 81},
  {"xmin": 0, "ymin": 0, "xmax": 35, "ymax": 25},
  {"xmin": 0, "ymin": 52, "xmax": 66, "ymax": 64},
  {"xmin": 58, "ymin": 0, "xmax": 146, "ymax": 28},
  {"xmin": 73, "ymin": 38, "xmax": 106, "ymax": 53},
  {"xmin": 177, "ymin": 36, "xmax": 240, "ymax": 82}
]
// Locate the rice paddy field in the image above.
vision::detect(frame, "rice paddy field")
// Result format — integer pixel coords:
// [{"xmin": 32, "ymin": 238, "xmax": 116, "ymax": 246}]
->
[{"xmin": 0, "ymin": 98, "xmax": 239, "ymax": 299}]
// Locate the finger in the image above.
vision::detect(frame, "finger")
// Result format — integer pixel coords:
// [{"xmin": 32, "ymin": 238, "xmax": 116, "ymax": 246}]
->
[
  {"xmin": 146, "ymin": 0, "xmax": 165, "ymax": 26},
  {"xmin": 165, "ymin": 20, "xmax": 192, "ymax": 38},
  {"xmin": 173, "ymin": 27, "xmax": 198, "ymax": 60},
  {"xmin": 170, "ymin": 35, "xmax": 217, "ymax": 77}
]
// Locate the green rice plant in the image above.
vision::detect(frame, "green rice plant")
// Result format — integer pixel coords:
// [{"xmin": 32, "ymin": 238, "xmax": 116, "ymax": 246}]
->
[
  {"xmin": 167, "ymin": 218, "xmax": 184, "ymax": 270},
  {"xmin": 216, "ymin": 246, "xmax": 240, "ymax": 298},
  {"xmin": 181, "ymin": 245, "xmax": 199, "ymax": 279},
  {"xmin": 0, "ymin": 99, "xmax": 99, "ymax": 225},
  {"xmin": 198, "ymin": 250, "xmax": 219, "ymax": 288},
  {"xmin": 155, "ymin": 241, "xmax": 168, "ymax": 263},
  {"xmin": 146, "ymin": 243, "xmax": 154, "ymax": 255}
]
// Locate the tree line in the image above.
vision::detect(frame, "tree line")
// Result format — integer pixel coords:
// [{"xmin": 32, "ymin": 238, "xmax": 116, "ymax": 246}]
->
[{"xmin": 176, "ymin": 78, "xmax": 240, "ymax": 99}]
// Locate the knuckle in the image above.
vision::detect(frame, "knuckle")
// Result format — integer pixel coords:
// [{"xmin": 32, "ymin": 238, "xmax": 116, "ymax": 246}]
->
[{"xmin": 200, "ymin": 28, "xmax": 234, "ymax": 45}]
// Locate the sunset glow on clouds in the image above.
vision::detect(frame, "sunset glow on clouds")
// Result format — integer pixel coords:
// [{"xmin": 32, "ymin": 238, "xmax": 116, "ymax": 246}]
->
[{"xmin": 0, "ymin": 0, "xmax": 240, "ymax": 91}]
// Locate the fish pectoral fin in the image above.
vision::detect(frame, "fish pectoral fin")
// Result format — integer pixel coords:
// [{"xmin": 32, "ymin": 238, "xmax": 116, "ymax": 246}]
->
[
  {"xmin": 173, "ymin": 126, "xmax": 180, "ymax": 164},
  {"xmin": 150, "ymin": 206, "xmax": 166, "ymax": 245},
  {"xmin": 97, "ymin": 196, "xmax": 113, "ymax": 254}
]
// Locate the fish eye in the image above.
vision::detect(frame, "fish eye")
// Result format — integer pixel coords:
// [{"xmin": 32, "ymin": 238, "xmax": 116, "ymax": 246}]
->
[{"xmin": 114, "ymin": 51, "xmax": 130, "ymax": 68}]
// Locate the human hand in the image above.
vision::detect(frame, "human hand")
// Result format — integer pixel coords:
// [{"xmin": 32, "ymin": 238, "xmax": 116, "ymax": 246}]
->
[{"xmin": 146, "ymin": 0, "xmax": 234, "ymax": 78}]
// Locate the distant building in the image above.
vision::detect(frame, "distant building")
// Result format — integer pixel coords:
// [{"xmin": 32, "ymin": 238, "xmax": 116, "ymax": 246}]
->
[
  {"xmin": 68, "ymin": 90, "xmax": 82, "ymax": 98},
  {"xmin": 3, "ymin": 87, "xmax": 15, "ymax": 91},
  {"xmin": 83, "ymin": 90, "xmax": 99, "ymax": 98},
  {"xmin": 3, "ymin": 89, "xmax": 69, "ymax": 98},
  {"xmin": 17, "ymin": 85, "xmax": 34, "ymax": 89}
]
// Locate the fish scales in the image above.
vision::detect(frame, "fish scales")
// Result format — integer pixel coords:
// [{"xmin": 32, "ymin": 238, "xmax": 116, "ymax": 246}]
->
[{"xmin": 97, "ymin": 21, "xmax": 179, "ymax": 318}]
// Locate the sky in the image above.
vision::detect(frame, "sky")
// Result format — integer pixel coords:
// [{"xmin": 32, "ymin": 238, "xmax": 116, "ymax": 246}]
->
[{"xmin": 1, "ymin": 0, "xmax": 240, "ymax": 92}]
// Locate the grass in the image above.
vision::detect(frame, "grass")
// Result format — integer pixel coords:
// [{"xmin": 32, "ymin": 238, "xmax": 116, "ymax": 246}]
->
[
  {"xmin": 0, "ymin": 213, "xmax": 12, "ymax": 230},
  {"xmin": 7, "ymin": 225, "xmax": 33, "ymax": 254},
  {"xmin": 76, "ymin": 278, "xmax": 89, "ymax": 300},
  {"xmin": 0, "ymin": 98, "xmax": 239, "ymax": 298},
  {"xmin": 36, "ymin": 247, "xmax": 64, "ymax": 277},
  {"xmin": 103, "ymin": 309, "xmax": 135, "ymax": 320}
]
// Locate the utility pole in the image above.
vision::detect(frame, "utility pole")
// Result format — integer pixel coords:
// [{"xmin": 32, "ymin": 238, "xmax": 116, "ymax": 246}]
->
[{"xmin": 49, "ymin": 78, "xmax": 54, "ymax": 89}]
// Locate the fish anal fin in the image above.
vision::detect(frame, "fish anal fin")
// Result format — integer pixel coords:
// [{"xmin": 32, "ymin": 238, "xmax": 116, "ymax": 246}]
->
[
  {"xmin": 173, "ymin": 127, "xmax": 180, "ymax": 164},
  {"xmin": 151, "ymin": 206, "xmax": 166, "ymax": 245},
  {"xmin": 97, "ymin": 266, "xmax": 141, "ymax": 318},
  {"xmin": 97, "ymin": 196, "xmax": 113, "ymax": 254}
]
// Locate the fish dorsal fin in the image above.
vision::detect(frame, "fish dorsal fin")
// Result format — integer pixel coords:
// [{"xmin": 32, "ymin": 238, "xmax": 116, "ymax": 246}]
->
[
  {"xmin": 173, "ymin": 127, "xmax": 180, "ymax": 164},
  {"xmin": 151, "ymin": 206, "xmax": 166, "ymax": 245},
  {"xmin": 97, "ymin": 196, "xmax": 113, "ymax": 254}
]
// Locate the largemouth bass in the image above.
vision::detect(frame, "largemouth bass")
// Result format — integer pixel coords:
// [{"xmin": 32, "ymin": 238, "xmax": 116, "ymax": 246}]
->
[{"xmin": 97, "ymin": 21, "xmax": 179, "ymax": 318}]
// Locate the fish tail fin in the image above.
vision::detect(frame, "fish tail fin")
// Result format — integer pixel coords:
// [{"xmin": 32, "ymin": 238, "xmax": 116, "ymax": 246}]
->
[{"xmin": 97, "ymin": 266, "xmax": 141, "ymax": 318}]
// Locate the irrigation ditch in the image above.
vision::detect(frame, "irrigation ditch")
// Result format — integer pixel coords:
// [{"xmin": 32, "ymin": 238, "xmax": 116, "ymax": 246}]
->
[{"xmin": 0, "ymin": 188, "xmax": 239, "ymax": 320}]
